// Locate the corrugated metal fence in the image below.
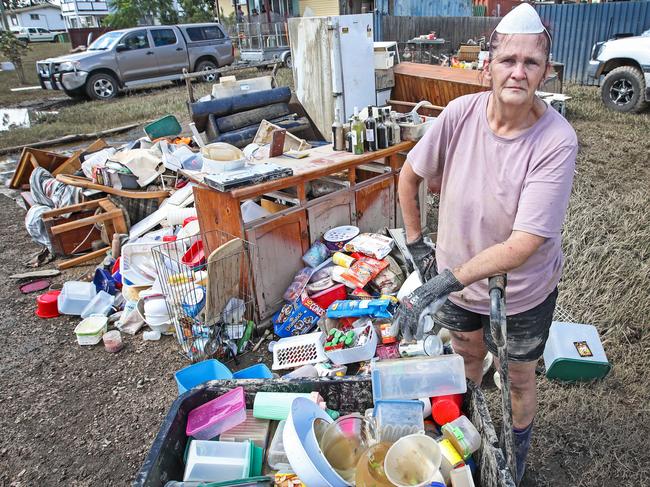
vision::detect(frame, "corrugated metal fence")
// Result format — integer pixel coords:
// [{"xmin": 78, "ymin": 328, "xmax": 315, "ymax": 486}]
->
[
  {"xmin": 375, "ymin": 0, "xmax": 473, "ymax": 17},
  {"xmin": 535, "ymin": 1, "xmax": 650, "ymax": 84}
]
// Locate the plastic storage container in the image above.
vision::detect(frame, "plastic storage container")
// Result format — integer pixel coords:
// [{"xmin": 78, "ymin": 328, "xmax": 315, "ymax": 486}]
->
[
  {"xmin": 183, "ymin": 440, "xmax": 251, "ymax": 482},
  {"xmin": 267, "ymin": 420, "xmax": 289, "ymax": 469},
  {"xmin": 186, "ymin": 386, "xmax": 246, "ymax": 440},
  {"xmin": 102, "ymin": 330, "xmax": 124, "ymax": 353},
  {"xmin": 253, "ymin": 392, "xmax": 313, "ymax": 421},
  {"xmin": 219, "ymin": 409, "xmax": 271, "ymax": 449},
  {"xmin": 272, "ymin": 332, "xmax": 327, "ymax": 370},
  {"xmin": 58, "ymin": 281, "xmax": 97, "ymax": 315},
  {"xmin": 80, "ymin": 290, "xmax": 115, "ymax": 319},
  {"xmin": 120, "ymin": 242, "xmax": 159, "ymax": 286},
  {"xmin": 373, "ymin": 400, "xmax": 425, "ymax": 443},
  {"xmin": 371, "ymin": 354, "xmax": 467, "ymax": 402},
  {"xmin": 74, "ymin": 315, "xmax": 108, "ymax": 345},
  {"xmin": 232, "ymin": 363, "xmax": 273, "ymax": 380},
  {"xmin": 441, "ymin": 415, "xmax": 481, "ymax": 460},
  {"xmin": 325, "ymin": 324, "xmax": 378, "ymax": 365},
  {"xmin": 543, "ymin": 321, "xmax": 611, "ymax": 381},
  {"xmin": 175, "ymin": 359, "xmax": 234, "ymax": 395}
]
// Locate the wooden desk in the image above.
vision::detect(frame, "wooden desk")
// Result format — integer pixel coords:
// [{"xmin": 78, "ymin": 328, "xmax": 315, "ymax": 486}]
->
[{"xmin": 190, "ymin": 141, "xmax": 421, "ymax": 322}]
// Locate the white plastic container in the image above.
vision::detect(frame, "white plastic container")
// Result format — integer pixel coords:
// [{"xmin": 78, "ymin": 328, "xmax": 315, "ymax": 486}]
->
[
  {"xmin": 450, "ymin": 464, "xmax": 475, "ymax": 487},
  {"xmin": 325, "ymin": 324, "xmax": 378, "ymax": 365},
  {"xmin": 272, "ymin": 332, "xmax": 328, "ymax": 370},
  {"xmin": 80, "ymin": 291, "xmax": 115, "ymax": 319},
  {"xmin": 183, "ymin": 440, "xmax": 251, "ymax": 482},
  {"xmin": 543, "ymin": 321, "xmax": 611, "ymax": 381},
  {"xmin": 371, "ymin": 354, "xmax": 467, "ymax": 402},
  {"xmin": 240, "ymin": 200, "xmax": 271, "ymax": 223},
  {"xmin": 58, "ymin": 281, "xmax": 97, "ymax": 315},
  {"xmin": 74, "ymin": 315, "xmax": 108, "ymax": 345},
  {"xmin": 120, "ymin": 242, "xmax": 159, "ymax": 286},
  {"xmin": 201, "ymin": 156, "xmax": 246, "ymax": 174},
  {"xmin": 267, "ymin": 420, "xmax": 289, "ymax": 469},
  {"xmin": 374, "ymin": 400, "xmax": 425, "ymax": 443},
  {"xmin": 384, "ymin": 434, "xmax": 442, "ymax": 487}
]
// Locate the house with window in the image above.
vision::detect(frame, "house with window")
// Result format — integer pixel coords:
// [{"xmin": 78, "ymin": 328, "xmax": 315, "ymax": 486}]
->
[
  {"xmin": 60, "ymin": 0, "xmax": 111, "ymax": 29},
  {"xmin": 6, "ymin": 2, "xmax": 66, "ymax": 32}
]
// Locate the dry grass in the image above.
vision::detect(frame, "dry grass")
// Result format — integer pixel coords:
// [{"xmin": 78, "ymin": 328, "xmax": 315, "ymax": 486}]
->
[
  {"xmin": 0, "ymin": 64, "xmax": 293, "ymax": 150},
  {"xmin": 478, "ymin": 85, "xmax": 650, "ymax": 486}
]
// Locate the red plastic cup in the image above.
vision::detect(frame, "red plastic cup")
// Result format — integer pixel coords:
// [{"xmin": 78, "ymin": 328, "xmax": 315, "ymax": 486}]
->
[
  {"xmin": 35, "ymin": 290, "xmax": 61, "ymax": 319},
  {"xmin": 431, "ymin": 393, "xmax": 463, "ymax": 426}
]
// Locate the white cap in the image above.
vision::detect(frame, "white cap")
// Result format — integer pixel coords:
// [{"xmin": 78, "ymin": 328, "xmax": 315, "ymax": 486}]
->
[{"xmin": 490, "ymin": 3, "xmax": 551, "ymax": 52}]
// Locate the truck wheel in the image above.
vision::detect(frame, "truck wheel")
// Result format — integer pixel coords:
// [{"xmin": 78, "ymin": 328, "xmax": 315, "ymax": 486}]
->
[
  {"xmin": 284, "ymin": 54, "xmax": 292, "ymax": 69},
  {"xmin": 86, "ymin": 72, "xmax": 118, "ymax": 100},
  {"xmin": 196, "ymin": 60, "xmax": 218, "ymax": 83},
  {"xmin": 601, "ymin": 66, "xmax": 647, "ymax": 113}
]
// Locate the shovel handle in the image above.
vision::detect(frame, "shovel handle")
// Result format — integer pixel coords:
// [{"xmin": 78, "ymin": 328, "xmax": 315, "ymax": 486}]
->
[{"xmin": 488, "ymin": 275, "xmax": 507, "ymax": 296}]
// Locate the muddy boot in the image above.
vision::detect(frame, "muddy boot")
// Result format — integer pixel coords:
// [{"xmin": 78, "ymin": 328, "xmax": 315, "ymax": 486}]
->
[{"xmin": 513, "ymin": 422, "xmax": 533, "ymax": 485}]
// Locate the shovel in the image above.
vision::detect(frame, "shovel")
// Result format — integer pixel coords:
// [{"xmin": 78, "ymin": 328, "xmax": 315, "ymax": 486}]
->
[{"xmin": 489, "ymin": 275, "xmax": 517, "ymax": 481}]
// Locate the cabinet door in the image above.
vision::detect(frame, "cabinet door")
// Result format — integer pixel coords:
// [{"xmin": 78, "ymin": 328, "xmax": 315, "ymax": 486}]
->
[
  {"xmin": 355, "ymin": 174, "xmax": 395, "ymax": 233},
  {"xmin": 395, "ymin": 175, "xmax": 427, "ymax": 230},
  {"xmin": 307, "ymin": 190, "xmax": 356, "ymax": 242},
  {"xmin": 245, "ymin": 210, "xmax": 309, "ymax": 321}
]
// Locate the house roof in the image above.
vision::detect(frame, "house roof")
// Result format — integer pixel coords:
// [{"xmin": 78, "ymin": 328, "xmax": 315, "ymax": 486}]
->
[{"xmin": 7, "ymin": 2, "xmax": 61, "ymax": 14}]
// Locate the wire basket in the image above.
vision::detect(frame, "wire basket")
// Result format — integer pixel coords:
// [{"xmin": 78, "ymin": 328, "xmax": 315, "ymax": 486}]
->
[{"xmin": 152, "ymin": 230, "xmax": 256, "ymax": 362}]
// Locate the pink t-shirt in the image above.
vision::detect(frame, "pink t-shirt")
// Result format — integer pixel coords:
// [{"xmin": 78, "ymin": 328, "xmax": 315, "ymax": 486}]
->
[{"xmin": 408, "ymin": 91, "xmax": 578, "ymax": 315}]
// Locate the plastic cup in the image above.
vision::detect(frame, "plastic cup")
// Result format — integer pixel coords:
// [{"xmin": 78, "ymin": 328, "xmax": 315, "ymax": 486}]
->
[
  {"xmin": 103, "ymin": 330, "xmax": 123, "ymax": 353},
  {"xmin": 431, "ymin": 393, "xmax": 463, "ymax": 426},
  {"xmin": 384, "ymin": 434, "xmax": 442, "ymax": 487}
]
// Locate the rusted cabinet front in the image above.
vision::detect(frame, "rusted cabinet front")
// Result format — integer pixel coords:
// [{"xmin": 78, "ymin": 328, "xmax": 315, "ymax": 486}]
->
[
  {"xmin": 355, "ymin": 173, "xmax": 395, "ymax": 233},
  {"xmin": 245, "ymin": 210, "xmax": 310, "ymax": 320},
  {"xmin": 307, "ymin": 190, "xmax": 356, "ymax": 242}
]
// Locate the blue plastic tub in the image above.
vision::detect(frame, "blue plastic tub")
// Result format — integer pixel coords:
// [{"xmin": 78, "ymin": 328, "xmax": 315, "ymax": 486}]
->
[
  {"xmin": 232, "ymin": 363, "xmax": 273, "ymax": 380},
  {"xmin": 174, "ymin": 359, "xmax": 233, "ymax": 395}
]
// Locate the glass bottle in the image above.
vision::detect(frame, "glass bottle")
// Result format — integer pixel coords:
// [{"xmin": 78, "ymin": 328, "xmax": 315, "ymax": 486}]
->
[
  {"xmin": 390, "ymin": 110, "xmax": 402, "ymax": 145},
  {"xmin": 376, "ymin": 110, "xmax": 388, "ymax": 150},
  {"xmin": 351, "ymin": 107, "xmax": 365, "ymax": 155},
  {"xmin": 364, "ymin": 105, "xmax": 377, "ymax": 152}
]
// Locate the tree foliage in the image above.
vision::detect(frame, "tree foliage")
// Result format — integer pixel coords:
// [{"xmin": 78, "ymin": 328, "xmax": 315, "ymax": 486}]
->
[
  {"xmin": 104, "ymin": 0, "xmax": 180, "ymax": 28},
  {"xmin": 0, "ymin": 30, "xmax": 30, "ymax": 83},
  {"xmin": 178, "ymin": 0, "xmax": 216, "ymax": 24}
]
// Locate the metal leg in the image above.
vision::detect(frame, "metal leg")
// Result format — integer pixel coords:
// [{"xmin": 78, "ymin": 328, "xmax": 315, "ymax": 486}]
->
[{"xmin": 489, "ymin": 275, "xmax": 517, "ymax": 481}]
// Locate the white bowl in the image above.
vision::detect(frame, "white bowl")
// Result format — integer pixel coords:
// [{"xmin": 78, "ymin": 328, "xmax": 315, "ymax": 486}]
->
[
  {"xmin": 201, "ymin": 156, "xmax": 245, "ymax": 174},
  {"xmin": 143, "ymin": 296, "xmax": 168, "ymax": 317},
  {"xmin": 283, "ymin": 397, "xmax": 347, "ymax": 487}
]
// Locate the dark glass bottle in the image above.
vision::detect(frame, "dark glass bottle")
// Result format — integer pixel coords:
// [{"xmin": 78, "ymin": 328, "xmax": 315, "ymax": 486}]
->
[
  {"xmin": 364, "ymin": 105, "xmax": 377, "ymax": 152},
  {"xmin": 376, "ymin": 110, "xmax": 388, "ymax": 149}
]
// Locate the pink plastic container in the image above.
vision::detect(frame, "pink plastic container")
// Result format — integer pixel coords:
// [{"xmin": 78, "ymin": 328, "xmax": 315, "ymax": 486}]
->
[{"xmin": 186, "ymin": 386, "xmax": 246, "ymax": 440}]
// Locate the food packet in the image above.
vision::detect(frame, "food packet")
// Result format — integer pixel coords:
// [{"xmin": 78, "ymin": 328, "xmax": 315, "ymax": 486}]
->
[
  {"xmin": 343, "ymin": 233, "xmax": 394, "ymax": 259},
  {"xmin": 326, "ymin": 299, "xmax": 393, "ymax": 319},
  {"xmin": 341, "ymin": 257, "xmax": 388, "ymax": 288}
]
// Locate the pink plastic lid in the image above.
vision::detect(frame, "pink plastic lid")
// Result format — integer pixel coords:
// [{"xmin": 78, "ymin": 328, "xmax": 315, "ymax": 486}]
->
[{"xmin": 186, "ymin": 386, "xmax": 246, "ymax": 438}]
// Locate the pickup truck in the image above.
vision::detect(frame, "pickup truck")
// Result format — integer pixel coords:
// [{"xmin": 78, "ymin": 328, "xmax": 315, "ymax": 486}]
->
[
  {"xmin": 12, "ymin": 27, "xmax": 59, "ymax": 42},
  {"xmin": 587, "ymin": 29, "xmax": 650, "ymax": 113},
  {"xmin": 36, "ymin": 23, "xmax": 234, "ymax": 101}
]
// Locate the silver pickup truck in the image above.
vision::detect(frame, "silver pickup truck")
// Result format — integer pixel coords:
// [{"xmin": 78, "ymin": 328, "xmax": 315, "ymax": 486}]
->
[{"xmin": 36, "ymin": 23, "xmax": 234, "ymax": 101}]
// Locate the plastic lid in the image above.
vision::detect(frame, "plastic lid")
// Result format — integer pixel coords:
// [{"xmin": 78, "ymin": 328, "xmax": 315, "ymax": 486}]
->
[
  {"xmin": 183, "ymin": 216, "xmax": 198, "ymax": 227},
  {"xmin": 163, "ymin": 235, "xmax": 177, "ymax": 242},
  {"xmin": 432, "ymin": 398, "xmax": 461, "ymax": 426}
]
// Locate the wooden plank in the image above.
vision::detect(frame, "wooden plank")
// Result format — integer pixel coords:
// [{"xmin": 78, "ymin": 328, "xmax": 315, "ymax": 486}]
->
[
  {"xmin": 205, "ymin": 238, "xmax": 245, "ymax": 324},
  {"xmin": 56, "ymin": 247, "xmax": 109, "ymax": 270},
  {"xmin": 52, "ymin": 139, "xmax": 108, "ymax": 177},
  {"xmin": 41, "ymin": 199, "xmax": 104, "ymax": 218},
  {"xmin": 193, "ymin": 185, "xmax": 244, "ymax": 255},
  {"xmin": 55, "ymin": 174, "xmax": 170, "ymax": 199},
  {"xmin": 49, "ymin": 211, "xmax": 118, "ymax": 236}
]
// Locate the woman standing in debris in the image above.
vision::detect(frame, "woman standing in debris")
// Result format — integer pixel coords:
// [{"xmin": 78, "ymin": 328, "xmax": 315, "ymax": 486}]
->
[{"xmin": 397, "ymin": 4, "xmax": 577, "ymax": 484}]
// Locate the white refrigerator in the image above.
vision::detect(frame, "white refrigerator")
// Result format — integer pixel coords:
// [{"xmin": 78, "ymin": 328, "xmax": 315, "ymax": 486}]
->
[{"xmin": 288, "ymin": 14, "xmax": 376, "ymax": 142}]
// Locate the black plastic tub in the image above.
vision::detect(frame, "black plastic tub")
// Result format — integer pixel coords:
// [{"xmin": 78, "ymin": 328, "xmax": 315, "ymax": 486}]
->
[{"xmin": 133, "ymin": 377, "xmax": 515, "ymax": 487}]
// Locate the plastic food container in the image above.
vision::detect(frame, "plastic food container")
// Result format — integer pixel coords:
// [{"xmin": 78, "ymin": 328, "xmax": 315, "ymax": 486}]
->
[
  {"xmin": 543, "ymin": 321, "xmax": 611, "ymax": 381},
  {"xmin": 323, "ymin": 225, "xmax": 360, "ymax": 251},
  {"xmin": 58, "ymin": 281, "xmax": 97, "ymax": 315},
  {"xmin": 183, "ymin": 440, "xmax": 251, "ymax": 482},
  {"xmin": 232, "ymin": 363, "xmax": 273, "ymax": 380},
  {"xmin": 80, "ymin": 290, "xmax": 115, "ymax": 319},
  {"xmin": 325, "ymin": 324, "xmax": 378, "ymax": 365},
  {"xmin": 253, "ymin": 392, "xmax": 313, "ymax": 421},
  {"xmin": 370, "ymin": 354, "xmax": 467, "ymax": 402},
  {"xmin": 74, "ymin": 315, "xmax": 108, "ymax": 345},
  {"xmin": 373, "ymin": 400, "xmax": 425, "ymax": 443},
  {"xmin": 174, "ymin": 359, "xmax": 234, "ymax": 395},
  {"xmin": 102, "ymin": 330, "xmax": 123, "ymax": 353},
  {"xmin": 219, "ymin": 409, "xmax": 270, "ymax": 449},
  {"xmin": 186, "ymin": 386, "xmax": 246, "ymax": 440},
  {"xmin": 181, "ymin": 240, "xmax": 206, "ymax": 269},
  {"xmin": 384, "ymin": 434, "xmax": 442, "ymax": 487},
  {"xmin": 441, "ymin": 415, "xmax": 481, "ymax": 459},
  {"xmin": 35, "ymin": 290, "xmax": 61, "ymax": 319},
  {"xmin": 272, "ymin": 332, "xmax": 327, "ymax": 370},
  {"xmin": 120, "ymin": 242, "xmax": 159, "ymax": 286},
  {"xmin": 267, "ymin": 420, "xmax": 289, "ymax": 469}
]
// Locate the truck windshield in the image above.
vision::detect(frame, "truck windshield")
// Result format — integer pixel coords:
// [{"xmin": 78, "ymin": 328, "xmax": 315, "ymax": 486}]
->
[{"xmin": 87, "ymin": 31, "xmax": 123, "ymax": 51}]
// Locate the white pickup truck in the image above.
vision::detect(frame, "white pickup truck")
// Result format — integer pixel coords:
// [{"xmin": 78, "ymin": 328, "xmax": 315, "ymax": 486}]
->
[{"xmin": 588, "ymin": 29, "xmax": 650, "ymax": 113}]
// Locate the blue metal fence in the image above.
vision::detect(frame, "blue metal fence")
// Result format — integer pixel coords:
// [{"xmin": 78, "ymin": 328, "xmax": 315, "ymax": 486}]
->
[
  {"xmin": 535, "ymin": 2, "xmax": 650, "ymax": 84},
  {"xmin": 375, "ymin": 0, "xmax": 473, "ymax": 17}
]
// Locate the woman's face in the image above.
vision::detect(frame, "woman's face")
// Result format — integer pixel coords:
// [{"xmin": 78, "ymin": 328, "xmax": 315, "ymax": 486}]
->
[{"xmin": 484, "ymin": 34, "xmax": 550, "ymax": 107}]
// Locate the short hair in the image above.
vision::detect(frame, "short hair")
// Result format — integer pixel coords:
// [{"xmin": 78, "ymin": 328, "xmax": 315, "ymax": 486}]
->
[{"xmin": 489, "ymin": 31, "xmax": 552, "ymax": 64}]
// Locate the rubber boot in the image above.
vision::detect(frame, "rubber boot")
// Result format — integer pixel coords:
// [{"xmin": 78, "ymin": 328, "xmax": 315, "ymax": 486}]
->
[{"xmin": 513, "ymin": 422, "xmax": 534, "ymax": 485}]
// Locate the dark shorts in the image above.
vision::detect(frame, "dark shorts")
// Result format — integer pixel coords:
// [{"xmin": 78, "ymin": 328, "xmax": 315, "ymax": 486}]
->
[{"xmin": 434, "ymin": 288, "xmax": 558, "ymax": 362}]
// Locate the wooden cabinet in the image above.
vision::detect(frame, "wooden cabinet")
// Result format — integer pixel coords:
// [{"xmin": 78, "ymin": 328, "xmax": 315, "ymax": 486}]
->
[
  {"xmin": 245, "ymin": 210, "xmax": 310, "ymax": 320},
  {"xmin": 355, "ymin": 173, "xmax": 394, "ymax": 233},
  {"xmin": 307, "ymin": 190, "xmax": 356, "ymax": 242}
]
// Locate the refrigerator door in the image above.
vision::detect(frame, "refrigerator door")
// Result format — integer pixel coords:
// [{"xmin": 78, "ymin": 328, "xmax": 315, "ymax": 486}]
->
[{"xmin": 337, "ymin": 14, "xmax": 376, "ymax": 121}]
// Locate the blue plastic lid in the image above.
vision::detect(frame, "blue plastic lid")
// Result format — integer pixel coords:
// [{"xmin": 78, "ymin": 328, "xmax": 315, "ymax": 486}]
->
[{"xmin": 430, "ymin": 483, "xmax": 446, "ymax": 487}]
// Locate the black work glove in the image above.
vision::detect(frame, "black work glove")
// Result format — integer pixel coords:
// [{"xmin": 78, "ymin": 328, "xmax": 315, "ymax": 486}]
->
[
  {"xmin": 406, "ymin": 235, "xmax": 436, "ymax": 282},
  {"xmin": 395, "ymin": 269, "xmax": 464, "ymax": 342}
]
